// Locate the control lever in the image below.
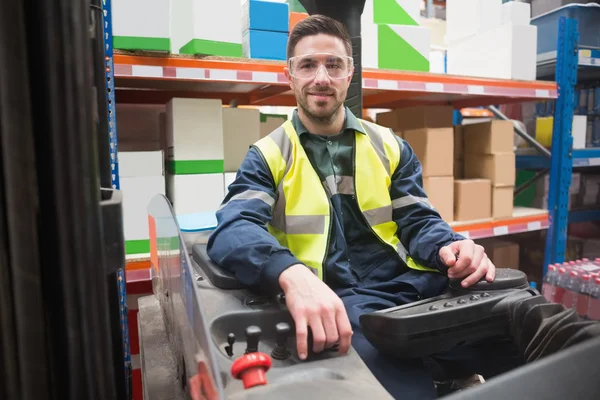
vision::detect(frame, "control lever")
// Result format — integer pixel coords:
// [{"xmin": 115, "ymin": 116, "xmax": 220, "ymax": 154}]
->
[
  {"xmin": 225, "ymin": 333, "xmax": 236, "ymax": 357},
  {"xmin": 245, "ymin": 325, "xmax": 261, "ymax": 354},
  {"xmin": 271, "ymin": 322, "xmax": 291, "ymax": 360}
]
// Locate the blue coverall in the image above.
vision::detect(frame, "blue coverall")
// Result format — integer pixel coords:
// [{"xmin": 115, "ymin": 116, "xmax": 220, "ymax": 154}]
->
[{"xmin": 207, "ymin": 108, "xmax": 522, "ymax": 398}]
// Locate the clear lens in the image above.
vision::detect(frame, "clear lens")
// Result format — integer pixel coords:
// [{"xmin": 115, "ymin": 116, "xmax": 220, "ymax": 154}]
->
[{"xmin": 288, "ymin": 53, "xmax": 353, "ymax": 80}]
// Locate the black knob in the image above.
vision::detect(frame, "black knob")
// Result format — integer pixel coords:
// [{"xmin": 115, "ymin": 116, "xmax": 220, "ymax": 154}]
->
[
  {"xmin": 443, "ymin": 302, "xmax": 454, "ymax": 308},
  {"xmin": 482, "ymin": 292, "xmax": 491, "ymax": 298},
  {"xmin": 225, "ymin": 333, "xmax": 235, "ymax": 357},
  {"xmin": 470, "ymin": 295, "xmax": 480, "ymax": 301},
  {"xmin": 272, "ymin": 322, "xmax": 291, "ymax": 360},
  {"xmin": 245, "ymin": 325, "xmax": 261, "ymax": 354},
  {"xmin": 458, "ymin": 299, "xmax": 467, "ymax": 304},
  {"xmin": 429, "ymin": 305, "xmax": 439, "ymax": 311}
]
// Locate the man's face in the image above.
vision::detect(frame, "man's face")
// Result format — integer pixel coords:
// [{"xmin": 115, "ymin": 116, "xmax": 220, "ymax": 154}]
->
[{"xmin": 285, "ymin": 34, "xmax": 353, "ymax": 122}]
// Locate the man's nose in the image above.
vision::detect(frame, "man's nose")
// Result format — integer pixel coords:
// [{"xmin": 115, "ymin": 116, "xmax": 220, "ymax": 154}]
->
[{"xmin": 313, "ymin": 65, "xmax": 331, "ymax": 85}]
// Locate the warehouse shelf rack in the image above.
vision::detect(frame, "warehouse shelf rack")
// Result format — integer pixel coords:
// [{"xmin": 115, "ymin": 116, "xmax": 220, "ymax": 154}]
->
[
  {"xmin": 113, "ymin": 52, "xmax": 557, "ymax": 109},
  {"xmin": 514, "ymin": 17, "xmax": 600, "ymax": 273}
]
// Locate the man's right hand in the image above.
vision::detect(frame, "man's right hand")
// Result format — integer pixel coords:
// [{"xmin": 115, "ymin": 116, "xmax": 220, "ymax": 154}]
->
[{"xmin": 278, "ymin": 264, "xmax": 353, "ymax": 360}]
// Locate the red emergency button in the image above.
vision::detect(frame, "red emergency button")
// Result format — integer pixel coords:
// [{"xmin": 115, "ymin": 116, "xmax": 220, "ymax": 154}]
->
[{"xmin": 231, "ymin": 352, "xmax": 272, "ymax": 389}]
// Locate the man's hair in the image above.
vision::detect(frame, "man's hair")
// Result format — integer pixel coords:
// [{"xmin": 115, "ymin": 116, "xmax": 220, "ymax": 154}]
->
[{"xmin": 286, "ymin": 14, "xmax": 353, "ymax": 59}]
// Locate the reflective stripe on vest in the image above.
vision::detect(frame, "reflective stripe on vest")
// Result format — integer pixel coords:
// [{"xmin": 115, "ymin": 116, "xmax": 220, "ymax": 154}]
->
[{"xmin": 253, "ymin": 119, "xmax": 437, "ymax": 280}]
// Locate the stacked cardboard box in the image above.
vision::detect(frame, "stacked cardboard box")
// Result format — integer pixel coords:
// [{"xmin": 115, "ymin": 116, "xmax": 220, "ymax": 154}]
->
[
  {"xmin": 170, "ymin": 0, "xmax": 243, "ymax": 56},
  {"xmin": 463, "ymin": 120, "xmax": 516, "ymax": 220},
  {"xmin": 476, "ymin": 238, "xmax": 520, "ymax": 270},
  {"xmin": 361, "ymin": 0, "xmax": 430, "ymax": 72},
  {"xmin": 222, "ymin": 107, "xmax": 262, "ymax": 193},
  {"xmin": 243, "ymin": 0, "xmax": 289, "ymax": 60},
  {"xmin": 112, "ymin": 0, "xmax": 171, "ymax": 52},
  {"xmin": 119, "ymin": 151, "xmax": 166, "ymax": 256},
  {"xmin": 377, "ymin": 106, "xmax": 455, "ymax": 222},
  {"xmin": 165, "ymin": 98, "xmax": 226, "ymax": 215},
  {"xmin": 446, "ymin": 0, "xmax": 537, "ymax": 80}
]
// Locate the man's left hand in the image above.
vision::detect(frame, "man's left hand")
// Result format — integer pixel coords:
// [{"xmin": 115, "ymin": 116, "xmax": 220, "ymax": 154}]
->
[{"xmin": 439, "ymin": 240, "xmax": 496, "ymax": 288}]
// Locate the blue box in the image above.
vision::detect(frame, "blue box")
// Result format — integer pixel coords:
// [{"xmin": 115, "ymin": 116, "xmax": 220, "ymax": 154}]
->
[
  {"xmin": 243, "ymin": 29, "xmax": 288, "ymax": 60},
  {"xmin": 243, "ymin": 0, "xmax": 289, "ymax": 33},
  {"xmin": 532, "ymin": 4, "xmax": 600, "ymax": 54}
]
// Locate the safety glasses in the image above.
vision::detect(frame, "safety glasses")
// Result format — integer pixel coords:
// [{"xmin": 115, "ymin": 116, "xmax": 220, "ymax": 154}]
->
[{"xmin": 288, "ymin": 53, "xmax": 354, "ymax": 80}]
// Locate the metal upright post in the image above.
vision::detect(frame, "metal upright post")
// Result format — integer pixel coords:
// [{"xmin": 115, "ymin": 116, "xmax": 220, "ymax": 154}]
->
[
  {"xmin": 544, "ymin": 17, "xmax": 578, "ymax": 272},
  {"xmin": 101, "ymin": 0, "xmax": 132, "ymax": 392}
]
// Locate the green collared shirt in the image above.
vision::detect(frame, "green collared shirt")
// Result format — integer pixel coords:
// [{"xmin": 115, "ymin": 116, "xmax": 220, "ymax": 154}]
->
[{"xmin": 291, "ymin": 107, "xmax": 365, "ymax": 181}]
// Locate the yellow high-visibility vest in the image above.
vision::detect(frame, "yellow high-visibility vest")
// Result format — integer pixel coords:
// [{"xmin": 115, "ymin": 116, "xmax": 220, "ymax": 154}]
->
[{"xmin": 253, "ymin": 119, "xmax": 437, "ymax": 281}]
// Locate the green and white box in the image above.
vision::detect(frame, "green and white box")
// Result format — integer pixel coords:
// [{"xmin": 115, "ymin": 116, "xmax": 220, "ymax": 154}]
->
[
  {"xmin": 171, "ymin": 0, "xmax": 243, "ymax": 56},
  {"xmin": 167, "ymin": 174, "xmax": 225, "ymax": 215},
  {"xmin": 362, "ymin": 0, "xmax": 421, "ymax": 26},
  {"xmin": 112, "ymin": 0, "xmax": 171, "ymax": 52},
  {"xmin": 223, "ymin": 108, "xmax": 261, "ymax": 172},
  {"xmin": 166, "ymin": 98, "xmax": 224, "ymax": 175},
  {"xmin": 362, "ymin": 23, "xmax": 430, "ymax": 72},
  {"xmin": 119, "ymin": 151, "xmax": 166, "ymax": 256}
]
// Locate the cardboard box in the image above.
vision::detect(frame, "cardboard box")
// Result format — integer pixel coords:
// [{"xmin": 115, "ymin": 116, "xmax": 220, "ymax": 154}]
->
[
  {"xmin": 171, "ymin": 0, "xmax": 243, "ymax": 56},
  {"xmin": 119, "ymin": 151, "xmax": 164, "ymax": 178},
  {"xmin": 243, "ymin": 29, "xmax": 288, "ymax": 60},
  {"xmin": 362, "ymin": 0, "xmax": 421, "ymax": 26},
  {"xmin": 478, "ymin": 238, "xmax": 520, "ymax": 269},
  {"xmin": 362, "ymin": 23, "xmax": 430, "ymax": 72},
  {"xmin": 454, "ymin": 179, "xmax": 491, "ymax": 221},
  {"xmin": 464, "ymin": 153, "xmax": 516, "ymax": 187},
  {"xmin": 112, "ymin": 0, "xmax": 171, "ymax": 52},
  {"xmin": 242, "ymin": 0, "xmax": 289, "ymax": 33},
  {"xmin": 289, "ymin": 12, "xmax": 308, "ymax": 31},
  {"xmin": 166, "ymin": 98, "xmax": 224, "ymax": 168},
  {"xmin": 463, "ymin": 120, "xmax": 514, "ymax": 155},
  {"xmin": 403, "ymin": 128, "xmax": 453, "ymax": 177},
  {"xmin": 501, "ymin": 1, "xmax": 531, "ymax": 26},
  {"xmin": 446, "ymin": 0, "xmax": 502, "ymax": 44},
  {"xmin": 423, "ymin": 176, "xmax": 454, "ymax": 222},
  {"xmin": 260, "ymin": 114, "xmax": 287, "ymax": 138},
  {"xmin": 446, "ymin": 24, "xmax": 537, "ymax": 80},
  {"xmin": 224, "ymin": 172, "xmax": 236, "ymax": 194},
  {"xmin": 492, "ymin": 186, "xmax": 514, "ymax": 219},
  {"xmin": 376, "ymin": 106, "xmax": 454, "ymax": 132},
  {"xmin": 454, "ymin": 158, "xmax": 464, "ymax": 180},
  {"xmin": 120, "ymin": 176, "xmax": 166, "ymax": 255},
  {"xmin": 454, "ymin": 125, "xmax": 464, "ymax": 159},
  {"xmin": 167, "ymin": 173, "xmax": 225, "ymax": 215},
  {"xmin": 223, "ymin": 108, "xmax": 260, "ymax": 172}
]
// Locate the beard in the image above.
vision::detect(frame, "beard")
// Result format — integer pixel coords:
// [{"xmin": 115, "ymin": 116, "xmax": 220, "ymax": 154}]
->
[{"xmin": 296, "ymin": 86, "xmax": 345, "ymax": 124}]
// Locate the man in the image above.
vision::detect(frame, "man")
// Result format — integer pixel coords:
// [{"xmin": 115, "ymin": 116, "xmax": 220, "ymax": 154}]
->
[{"xmin": 208, "ymin": 15, "xmax": 518, "ymax": 398}]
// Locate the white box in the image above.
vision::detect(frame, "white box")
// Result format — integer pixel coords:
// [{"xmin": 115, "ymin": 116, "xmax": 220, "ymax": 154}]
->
[
  {"xmin": 224, "ymin": 172, "xmax": 236, "ymax": 194},
  {"xmin": 167, "ymin": 98, "xmax": 224, "ymax": 162},
  {"xmin": 113, "ymin": 0, "xmax": 170, "ymax": 48},
  {"xmin": 501, "ymin": 1, "xmax": 531, "ymax": 26},
  {"xmin": 446, "ymin": 0, "xmax": 502, "ymax": 44},
  {"xmin": 170, "ymin": 0, "xmax": 242, "ymax": 55},
  {"xmin": 573, "ymin": 115, "xmax": 588, "ymax": 150},
  {"xmin": 362, "ymin": 0, "xmax": 421, "ymax": 26},
  {"xmin": 447, "ymin": 24, "xmax": 537, "ymax": 80},
  {"xmin": 121, "ymin": 176, "xmax": 166, "ymax": 242},
  {"xmin": 119, "ymin": 151, "xmax": 164, "ymax": 178},
  {"xmin": 362, "ymin": 23, "xmax": 430, "ymax": 71},
  {"xmin": 223, "ymin": 108, "xmax": 261, "ymax": 172},
  {"xmin": 167, "ymin": 173, "xmax": 225, "ymax": 215}
]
